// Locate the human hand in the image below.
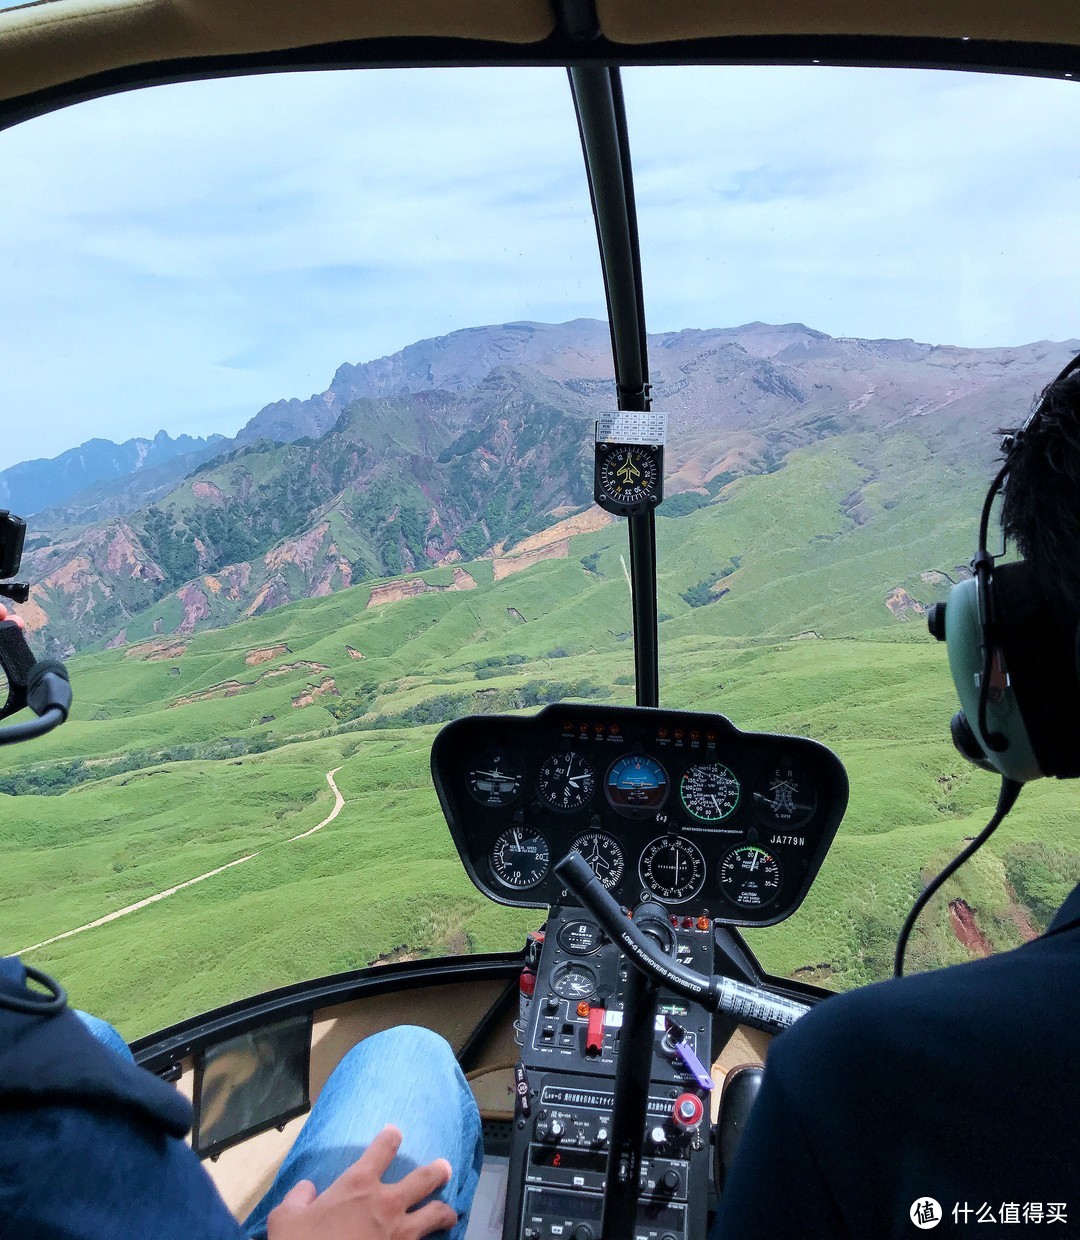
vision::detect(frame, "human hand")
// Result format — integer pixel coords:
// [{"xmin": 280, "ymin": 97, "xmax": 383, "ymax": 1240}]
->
[
  {"xmin": 266, "ymin": 1125, "xmax": 458, "ymax": 1240},
  {"xmin": 0, "ymin": 603, "xmax": 24, "ymax": 629}
]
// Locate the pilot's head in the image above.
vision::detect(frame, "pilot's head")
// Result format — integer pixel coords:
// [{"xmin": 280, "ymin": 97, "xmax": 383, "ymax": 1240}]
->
[{"xmin": 930, "ymin": 356, "xmax": 1080, "ymax": 782}]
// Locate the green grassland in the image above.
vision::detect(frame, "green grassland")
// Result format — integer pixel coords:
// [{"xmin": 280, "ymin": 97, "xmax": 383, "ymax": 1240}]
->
[{"xmin": 3, "ymin": 436, "xmax": 1077, "ymax": 1038}]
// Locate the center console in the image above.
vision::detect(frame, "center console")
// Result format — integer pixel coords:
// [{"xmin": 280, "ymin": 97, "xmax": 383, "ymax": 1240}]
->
[{"xmin": 505, "ymin": 904, "xmax": 716, "ymax": 1240}]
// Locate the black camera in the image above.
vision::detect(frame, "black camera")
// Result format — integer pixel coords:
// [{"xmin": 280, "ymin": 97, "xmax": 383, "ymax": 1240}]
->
[{"xmin": 0, "ymin": 511, "xmax": 28, "ymax": 603}]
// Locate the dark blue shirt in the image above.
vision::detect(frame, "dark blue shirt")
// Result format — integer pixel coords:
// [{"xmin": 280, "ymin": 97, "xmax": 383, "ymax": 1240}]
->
[
  {"xmin": 0, "ymin": 956, "xmax": 242, "ymax": 1239},
  {"xmin": 712, "ymin": 883, "xmax": 1080, "ymax": 1237}
]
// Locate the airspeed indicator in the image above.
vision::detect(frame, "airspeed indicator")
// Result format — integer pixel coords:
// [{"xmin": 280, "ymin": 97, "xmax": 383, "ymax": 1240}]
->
[{"xmin": 680, "ymin": 763, "xmax": 740, "ymax": 823}]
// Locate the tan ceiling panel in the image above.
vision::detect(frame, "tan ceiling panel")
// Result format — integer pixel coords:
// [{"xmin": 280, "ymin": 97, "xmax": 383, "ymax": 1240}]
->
[
  {"xmin": 599, "ymin": 0, "xmax": 1080, "ymax": 47},
  {"xmin": 0, "ymin": 0, "xmax": 555, "ymax": 104}
]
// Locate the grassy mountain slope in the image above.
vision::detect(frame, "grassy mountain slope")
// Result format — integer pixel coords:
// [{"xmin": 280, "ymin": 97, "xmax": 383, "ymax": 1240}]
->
[{"xmin": 3, "ymin": 429, "xmax": 1076, "ymax": 1037}]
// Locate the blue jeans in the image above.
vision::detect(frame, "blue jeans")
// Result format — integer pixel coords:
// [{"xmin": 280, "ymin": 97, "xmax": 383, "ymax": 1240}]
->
[{"xmin": 77, "ymin": 1014, "xmax": 483, "ymax": 1240}]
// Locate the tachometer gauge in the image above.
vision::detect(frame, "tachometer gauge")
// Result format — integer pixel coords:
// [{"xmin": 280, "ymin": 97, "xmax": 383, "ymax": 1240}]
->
[
  {"xmin": 718, "ymin": 845, "xmax": 783, "ymax": 909},
  {"xmin": 639, "ymin": 836, "xmax": 706, "ymax": 904},
  {"xmin": 466, "ymin": 746, "xmax": 525, "ymax": 807},
  {"xmin": 550, "ymin": 961, "xmax": 599, "ymax": 1001},
  {"xmin": 680, "ymin": 762, "xmax": 740, "ymax": 823},
  {"xmin": 570, "ymin": 831, "xmax": 625, "ymax": 890},
  {"xmin": 606, "ymin": 754, "xmax": 668, "ymax": 813},
  {"xmin": 491, "ymin": 827, "xmax": 550, "ymax": 889},
  {"xmin": 752, "ymin": 764, "xmax": 818, "ymax": 828},
  {"xmin": 537, "ymin": 751, "xmax": 595, "ymax": 812}
]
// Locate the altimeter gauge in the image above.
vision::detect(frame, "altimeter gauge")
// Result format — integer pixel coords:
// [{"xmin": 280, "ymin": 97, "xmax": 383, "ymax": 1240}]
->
[
  {"xmin": 570, "ymin": 831, "xmax": 626, "ymax": 890},
  {"xmin": 594, "ymin": 442, "xmax": 664, "ymax": 516},
  {"xmin": 718, "ymin": 844, "xmax": 783, "ymax": 909},
  {"xmin": 466, "ymin": 746, "xmax": 525, "ymax": 807},
  {"xmin": 491, "ymin": 827, "xmax": 550, "ymax": 889},
  {"xmin": 537, "ymin": 751, "xmax": 596, "ymax": 812},
  {"xmin": 639, "ymin": 836, "xmax": 706, "ymax": 904},
  {"xmin": 680, "ymin": 762, "xmax": 740, "ymax": 823}
]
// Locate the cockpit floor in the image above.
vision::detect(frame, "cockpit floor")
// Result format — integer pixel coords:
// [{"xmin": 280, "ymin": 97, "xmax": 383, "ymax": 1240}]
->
[{"xmin": 465, "ymin": 1156, "xmax": 509, "ymax": 1240}]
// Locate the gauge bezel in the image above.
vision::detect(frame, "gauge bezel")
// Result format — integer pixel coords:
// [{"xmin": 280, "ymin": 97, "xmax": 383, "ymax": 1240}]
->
[
  {"xmin": 638, "ymin": 834, "xmax": 707, "ymax": 905},
  {"xmin": 604, "ymin": 753, "xmax": 669, "ymax": 816},
  {"xmin": 550, "ymin": 960, "xmax": 600, "ymax": 1001},
  {"xmin": 537, "ymin": 749, "xmax": 596, "ymax": 813},
  {"xmin": 679, "ymin": 761, "xmax": 741, "ymax": 823},
  {"xmin": 490, "ymin": 827, "xmax": 550, "ymax": 889},
  {"xmin": 596, "ymin": 441, "xmax": 662, "ymax": 509},
  {"xmin": 465, "ymin": 746, "xmax": 526, "ymax": 807},
  {"xmin": 569, "ymin": 830, "xmax": 626, "ymax": 890},
  {"xmin": 717, "ymin": 844, "xmax": 784, "ymax": 909},
  {"xmin": 751, "ymin": 763, "xmax": 818, "ymax": 829}
]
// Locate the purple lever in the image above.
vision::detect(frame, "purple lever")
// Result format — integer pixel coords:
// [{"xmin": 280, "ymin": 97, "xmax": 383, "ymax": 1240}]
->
[{"xmin": 665, "ymin": 1017, "xmax": 714, "ymax": 1091}]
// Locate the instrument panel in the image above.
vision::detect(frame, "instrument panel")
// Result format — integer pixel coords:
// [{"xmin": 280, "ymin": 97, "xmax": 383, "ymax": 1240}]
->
[{"xmin": 431, "ymin": 703, "xmax": 848, "ymax": 926}]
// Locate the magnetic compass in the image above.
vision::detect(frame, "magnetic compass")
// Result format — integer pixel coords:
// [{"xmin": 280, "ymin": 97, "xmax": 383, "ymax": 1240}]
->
[{"xmin": 594, "ymin": 442, "xmax": 664, "ymax": 516}]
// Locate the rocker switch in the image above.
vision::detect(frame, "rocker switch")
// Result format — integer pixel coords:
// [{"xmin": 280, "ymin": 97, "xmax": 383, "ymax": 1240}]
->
[{"xmin": 586, "ymin": 1005, "xmax": 605, "ymax": 1056}]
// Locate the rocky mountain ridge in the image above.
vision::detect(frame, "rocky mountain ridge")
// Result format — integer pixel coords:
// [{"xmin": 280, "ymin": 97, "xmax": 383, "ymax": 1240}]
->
[
  {"xmin": 17, "ymin": 319, "xmax": 1079, "ymax": 657},
  {"xmin": 1, "ymin": 430, "xmax": 225, "ymax": 518}
]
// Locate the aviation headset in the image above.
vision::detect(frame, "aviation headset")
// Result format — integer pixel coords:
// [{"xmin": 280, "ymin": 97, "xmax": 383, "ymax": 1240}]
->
[
  {"xmin": 895, "ymin": 350, "xmax": 1080, "ymax": 976},
  {"xmin": 928, "ymin": 349, "xmax": 1080, "ymax": 783}
]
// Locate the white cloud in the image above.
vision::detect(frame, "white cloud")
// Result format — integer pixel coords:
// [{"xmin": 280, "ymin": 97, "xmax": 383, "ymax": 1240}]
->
[{"xmin": 0, "ymin": 63, "xmax": 1079, "ymax": 470}]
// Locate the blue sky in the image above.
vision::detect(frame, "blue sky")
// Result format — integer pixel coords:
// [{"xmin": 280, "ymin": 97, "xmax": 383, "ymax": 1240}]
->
[{"xmin": 1, "ymin": 63, "xmax": 1079, "ymax": 470}]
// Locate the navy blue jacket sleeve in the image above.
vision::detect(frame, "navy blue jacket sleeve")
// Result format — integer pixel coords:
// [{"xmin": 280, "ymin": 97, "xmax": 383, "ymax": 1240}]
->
[{"xmin": 0, "ymin": 1104, "xmax": 245, "ymax": 1239}]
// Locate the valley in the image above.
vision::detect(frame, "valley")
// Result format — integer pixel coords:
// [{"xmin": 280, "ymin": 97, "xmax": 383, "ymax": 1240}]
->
[{"xmin": 2, "ymin": 320, "xmax": 1078, "ymax": 1038}]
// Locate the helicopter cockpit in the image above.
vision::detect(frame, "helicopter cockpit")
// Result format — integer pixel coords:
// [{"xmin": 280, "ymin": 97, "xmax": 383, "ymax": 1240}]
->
[{"xmin": 2, "ymin": 3, "xmax": 1079, "ymax": 1238}]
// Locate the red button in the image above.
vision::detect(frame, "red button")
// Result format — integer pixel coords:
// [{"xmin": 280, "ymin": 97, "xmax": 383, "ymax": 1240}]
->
[
  {"xmin": 586, "ymin": 1006, "xmax": 606, "ymax": 1056},
  {"xmin": 672, "ymin": 1092, "xmax": 704, "ymax": 1129}
]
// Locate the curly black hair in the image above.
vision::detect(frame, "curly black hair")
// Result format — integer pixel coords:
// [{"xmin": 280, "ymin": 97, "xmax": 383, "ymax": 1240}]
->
[{"xmin": 1000, "ymin": 369, "xmax": 1080, "ymax": 612}]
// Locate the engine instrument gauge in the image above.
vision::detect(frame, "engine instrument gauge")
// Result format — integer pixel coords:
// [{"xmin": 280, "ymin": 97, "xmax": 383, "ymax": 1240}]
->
[
  {"xmin": 718, "ymin": 845, "xmax": 783, "ymax": 909},
  {"xmin": 550, "ymin": 961, "xmax": 599, "ymax": 1001},
  {"xmin": 465, "ymin": 746, "xmax": 525, "ymax": 807},
  {"xmin": 490, "ymin": 827, "xmax": 550, "ymax": 889},
  {"xmin": 570, "ymin": 831, "xmax": 626, "ymax": 890},
  {"xmin": 537, "ymin": 751, "xmax": 596, "ymax": 812},
  {"xmin": 680, "ymin": 762, "xmax": 740, "ymax": 822},
  {"xmin": 639, "ymin": 836, "xmax": 706, "ymax": 904},
  {"xmin": 606, "ymin": 754, "xmax": 668, "ymax": 813},
  {"xmin": 752, "ymin": 763, "xmax": 818, "ymax": 828}
]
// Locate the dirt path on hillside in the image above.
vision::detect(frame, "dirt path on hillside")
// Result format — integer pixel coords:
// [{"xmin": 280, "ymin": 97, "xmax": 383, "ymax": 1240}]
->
[
  {"xmin": 17, "ymin": 767, "xmax": 347, "ymax": 956},
  {"xmin": 17, "ymin": 853, "xmax": 259, "ymax": 955},
  {"xmin": 288, "ymin": 767, "xmax": 344, "ymax": 841}
]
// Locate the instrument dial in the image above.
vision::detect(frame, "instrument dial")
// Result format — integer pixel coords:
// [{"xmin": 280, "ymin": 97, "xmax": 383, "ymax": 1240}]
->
[
  {"xmin": 466, "ymin": 746, "xmax": 525, "ymax": 807},
  {"xmin": 570, "ymin": 831, "xmax": 625, "ymax": 890},
  {"xmin": 595, "ymin": 442, "xmax": 663, "ymax": 515},
  {"xmin": 537, "ymin": 751, "xmax": 596, "ymax": 812},
  {"xmin": 638, "ymin": 836, "xmax": 706, "ymax": 904},
  {"xmin": 680, "ymin": 762, "xmax": 740, "ymax": 823},
  {"xmin": 752, "ymin": 763, "xmax": 818, "ymax": 828},
  {"xmin": 550, "ymin": 961, "xmax": 599, "ymax": 1001},
  {"xmin": 719, "ymin": 845, "xmax": 783, "ymax": 909},
  {"xmin": 490, "ymin": 827, "xmax": 550, "ymax": 889},
  {"xmin": 606, "ymin": 754, "xmax": 668, "ymax": 813}
]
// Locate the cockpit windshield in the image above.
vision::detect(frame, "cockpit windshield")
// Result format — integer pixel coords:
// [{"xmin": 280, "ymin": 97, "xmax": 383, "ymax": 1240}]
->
[
  {"xmin": 1, "ymin": 61, "xmax": 1078, "ymax": 1037},
  {"xmin": 624, "ymin": 64, "xmax": 1080, "ymax": 987}
]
